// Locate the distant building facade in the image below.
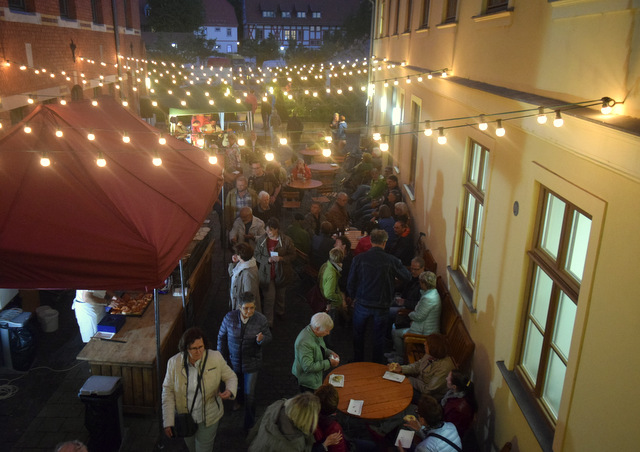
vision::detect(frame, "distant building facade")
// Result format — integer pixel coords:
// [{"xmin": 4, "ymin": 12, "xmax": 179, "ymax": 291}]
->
[
  {"xmin": 0, "ymin": 0, "xmax": 145, "ymax": 124},
  {"xmin": 243, "ymin": 0, "xmax": 361, "ymax": 49},
  {"xmin": 202, "ymin": 0, "xmax": 238, "ymax": 54}
]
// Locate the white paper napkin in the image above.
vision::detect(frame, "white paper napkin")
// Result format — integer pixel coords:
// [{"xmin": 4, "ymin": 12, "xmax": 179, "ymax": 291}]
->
[{"xmin": 347, "ymin": 399, "xmax": 364, "ymax": 416}]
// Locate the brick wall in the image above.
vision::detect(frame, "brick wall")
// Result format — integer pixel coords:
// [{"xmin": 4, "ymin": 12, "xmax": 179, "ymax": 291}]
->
[{"xmin": 0, "ymin": 0, "xmax": 145, "ymax": 121}]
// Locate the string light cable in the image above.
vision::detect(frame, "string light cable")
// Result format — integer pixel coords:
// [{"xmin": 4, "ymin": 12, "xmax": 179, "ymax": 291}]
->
[{"xmin": 0, "ymin": 361, "xmax": 85, "ymax": 401}]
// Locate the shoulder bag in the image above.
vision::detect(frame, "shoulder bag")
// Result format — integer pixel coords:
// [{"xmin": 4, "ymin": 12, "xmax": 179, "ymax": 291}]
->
[{"xmin": 173, "ymin": 351, "xmax": 207, "ymax": 437}]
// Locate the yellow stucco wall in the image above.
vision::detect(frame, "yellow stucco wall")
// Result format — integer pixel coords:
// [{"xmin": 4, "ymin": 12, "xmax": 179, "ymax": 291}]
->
[{"xmin": 372, "ymin": 1, "xmax": 640, "ymax": 451}]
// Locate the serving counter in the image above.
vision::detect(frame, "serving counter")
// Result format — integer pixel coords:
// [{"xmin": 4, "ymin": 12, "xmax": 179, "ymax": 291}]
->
[{"xmin": 76, "ymin": 294, "xmax": 183, "ymax": 414}]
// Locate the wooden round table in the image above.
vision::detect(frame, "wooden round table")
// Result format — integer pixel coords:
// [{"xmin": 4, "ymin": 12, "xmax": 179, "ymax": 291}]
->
[
  {"xmin": 324, "ymin": 362, "xmax": 413, "ymax": 420},
  {"xmin": 287, "ymin": 179, "xmax": 323, "ymax": 190},
  {"xmin": 309, "ymin": 163, "xmax": 340, "ymax": 173}
]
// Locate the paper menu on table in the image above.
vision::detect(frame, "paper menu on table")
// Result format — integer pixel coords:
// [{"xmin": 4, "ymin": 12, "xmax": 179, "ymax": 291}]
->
[
  {"xmin": 395, "ymin": 429, "xmax": 415, "ymax": 448},
  {"xmin": 383, "ymin": 371, "xmax": 406, "ymax": 383},
  {"xmin": 347, "ymin": 399, "xmax": 363, "ymax": 416}
]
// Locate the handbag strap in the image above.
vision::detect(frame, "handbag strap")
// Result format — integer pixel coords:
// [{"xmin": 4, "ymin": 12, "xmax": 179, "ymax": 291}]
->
[
  {"xmin": 426, "ymin": 432, "xmax": 462, "ymax": 452},
  {"xmin": 187, "ymin": 350, "xmax": 207, "ymax": 414}
]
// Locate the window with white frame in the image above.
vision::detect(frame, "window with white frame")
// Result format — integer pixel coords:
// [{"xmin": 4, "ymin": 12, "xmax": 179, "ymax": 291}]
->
[
  {"xmin": 405, "ymin": 0, "xmax": 413, "ymax": 32},
  {"xmin": 518, "ymin": 188, "xmax": 592, "ymax": 422},
  {"xmin": 378, "ymin": 0, "xmax": 386, "ymax": 37},
  {"xmin": 282, "ymin": 11, "xmax": 291, "ymax": 18},
  {"xmin": 284, "ymin": 30, "xmax": 297, "ymax": 41},
  {"xmin": 487, "ymin": 0, "xmax": 509, "ymax": 14},
  {"xmin": 443, "ymin": 0, "xmax": 458, "ymax": 23},
  {"xmin": 312, "ymin": 11, "xmax": 321, "ymax": 18},
  {"xmin": 226, "ymin": 28, "xmax": 232, "ymax": 36},
  {"xmin": 297, "ymin": 11, "xmax": 306, "ymax": 18},
  {"xmin": 420, "ymin": 0, "xmax": 430, "ymax": 28},
  {"xmin": 457, "ymin": 141, "xmax": 489, "ymax": 289},
  {"xmin": 262, "ymin": 10, "xmax": 275, "ymax": 18}
]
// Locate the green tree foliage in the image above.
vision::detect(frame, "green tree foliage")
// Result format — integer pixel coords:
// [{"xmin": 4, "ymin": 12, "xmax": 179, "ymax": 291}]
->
[
  {"xmin": 147, "ymin": 31, "xmax": 217, "ymax": 64},
  {"xmin": 147, "ymin": 0, "xmax": 205, "ymax": 33},
  {"xmin": 242, "ymin": 35, "xmax": 281, "ymax": 65}
]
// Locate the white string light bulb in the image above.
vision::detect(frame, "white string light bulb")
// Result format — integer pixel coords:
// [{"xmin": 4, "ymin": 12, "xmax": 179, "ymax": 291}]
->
[
  {"xmin": 59, "ymin": 98, "xmax": 67, "ymax": 105},
  {"xmin": 152, "ymin": 153, "xmax": 162, "ymax": 166},
  {"xmin": 265, "ymin": 151, "xmax": 274, "ymax": 161},
  {"xmin": 279, "ymin": 137, "xmax": 288, "ymax": 146},
  {"xmin": 91, "ymin": 99, "xmax": 98, "ymax": 106},
  {"xmin": 40, "ymin": 153, "xmax": 51, "ymax": 167},
  {"xmin": 372, "ymin": 132, "xmax": 381, "ymax": 141},
  {"xmin": 478, "ymin": 115, "xmax": 488, "ymax": 131},
  {"xmin": 55, "ymin": 128, "xmax": 63, "ymax": 138},
  {"xmin": 380, "ymin": 141, "xmax": 389, "ymax": 152},
  {"xmin": 537, "ymin": 107, "xmax": 547, "ymax": 125},
  {"xmin": 208, "ymin": 152, "xmax": 217, "ymax": 165},
  {"xmin": 238, "ymin": 138, "xmax": 246, "ymax": 146},
  {"xmin": 437, "ymin": 128, "xmax": 447, "ymax": 145},
  {"xmin": 496, "ymin": 120, "xmax": 506, "ymax": 137},
  {"xmin": 24, "ymin": 124, "xmax": 32, "ymax": 134},
  {"xmin": 87, "ymin": 131, "xmax": 96, "ymax": 141},
  {"xmin": 159, "ymin": 135, "xmax": 167, "ymax": 145},
  {"xmin": 96, "ymin": 152, "xmax": 107, "ymax": 167},
  {"xmin": 122, "ymin": 132, "xmax": 130, "ymax": 143},
  {"xmin": 322, "ymin": 148, "xmax": 331, "ymax": 157},
  {"xmin": 553, "ymin": 111, "xmax": 564, "ymax": 127}
]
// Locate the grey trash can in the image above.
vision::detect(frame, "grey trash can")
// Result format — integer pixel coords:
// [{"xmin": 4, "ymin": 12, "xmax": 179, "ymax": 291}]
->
[{"xmin": 78, "ymin": 376, "xmax": 124, "ymax": 452}]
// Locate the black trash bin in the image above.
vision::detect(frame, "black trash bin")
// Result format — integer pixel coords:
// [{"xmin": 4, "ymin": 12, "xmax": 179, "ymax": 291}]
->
[{"xmin": 78, "ymin": 376, "xmax": 124, "ymax": 452}]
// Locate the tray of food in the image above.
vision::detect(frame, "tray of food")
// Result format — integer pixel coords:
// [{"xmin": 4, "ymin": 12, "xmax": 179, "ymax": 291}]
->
[{"xmin": 106, "ymin": 293, "xmax": 153, "ymax": 316}]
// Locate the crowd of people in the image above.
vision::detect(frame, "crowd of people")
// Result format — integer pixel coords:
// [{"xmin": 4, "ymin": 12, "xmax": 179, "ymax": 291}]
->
[{"xmin": 154, "ymin": 110, "xmax": 478, "ymax": 452}]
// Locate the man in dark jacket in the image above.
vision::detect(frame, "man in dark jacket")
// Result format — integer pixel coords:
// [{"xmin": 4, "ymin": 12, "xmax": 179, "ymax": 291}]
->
[
  {"xmin": 348, "ymin": 229, "xmax": 411, "ymax": 363},
  {"xmin": 218, "ymin": 292, "xmax": 272, "ymax": 429}
]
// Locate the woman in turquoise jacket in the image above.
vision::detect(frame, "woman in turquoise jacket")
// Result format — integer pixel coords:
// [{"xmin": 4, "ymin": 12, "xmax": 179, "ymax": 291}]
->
[{"xmin": 390, "ymin": 271, "xmax": 441, "ymax": 361}]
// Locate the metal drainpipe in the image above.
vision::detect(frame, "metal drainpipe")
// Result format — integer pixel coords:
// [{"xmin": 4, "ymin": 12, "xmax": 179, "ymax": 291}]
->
[{"xmin": 111, "ymin": 0, "xmax": 123, "ymax": 100}]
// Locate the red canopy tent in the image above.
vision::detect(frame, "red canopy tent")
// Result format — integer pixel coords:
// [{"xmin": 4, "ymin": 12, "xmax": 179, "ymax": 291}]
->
[{"xmin": 0, "ymin": 97, "xmax": 222, "ymax": 290}]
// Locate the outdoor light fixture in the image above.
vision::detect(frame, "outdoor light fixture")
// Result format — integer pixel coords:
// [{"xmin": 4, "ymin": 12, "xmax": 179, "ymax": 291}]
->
[
  {"xmin": 238, "ymin": 138, "xmax": 246, "ymax": 146},
  {"xmin": 96, "ymin": 152, "xmax": 107, "ymax": 167},
  {"xmin": 24, "ymin": 123, "xmax": 32, "ymax": 134},
  {"xmin": 428, "ymin": 74, "xmax": 433, "ymax": 79},
  {"xmin": 424, "ymin": 120, "xmax": 433, "ymax": 137},
  {"xmin": 478, "ymin": 115, "xmax": 488, "ymax": 131},
  {"xmin": 495, "ymin": 120, "xmax": 506, "ymax": 137},
  {"xmin": 553, "ymin": 111, "xmax": 564, "ymax": 127},
  {"xmin": 159, "ymin": 135, "xmax": 167, "ymax": 145},
  {"xmin": 537, "ymin": 107, "xmax": 547, "ymax": 124},
  {"xmin": 152, "ymin": 101, "xmax": 158, "ymax": 107},
  {"xmin": 91, "ymin": 99, "xmax": 99, "ymax": 106},
  {"xmin": 279, "ymin": 137, "xmax": 288, "ymax": 146},
  {"xmin": 437, "ymin": 128, "xmax": 447, "ymax": 145},
  {"xmin": 55, "ymin": 128, "xmax": 63, "ymax": 138},
  {"xmin": 122, "ymin": 99, "xmax": 129, "ymax": 107},
  {"xmin": 394, "ymin": 79, "xmax": 399, "ymax": 86},
  {"xmin": 122, "ymin": 132, "xmax": 131, "ymax": 143},
  {"xmin": 87, "ymin": 131, "xmax": 96, "ymax": 141},
  {"xmin": 27, "ymin": 95, "xmax": 34, "ymax": 104},
  {"xmin": 322, "ymin": 148, "xmax": 331, "ymax": 157},
  {"xmin": 208, "ymin": 151, "xmax": 218, "ymax": 165},
  {"xmin": 152, "ymin": 152, "xmax": 162, "ymax": 166},
  {"xmin": 380, "ymin": 141, "xmax": 389, "ymax": 152},
  {"xmin": 441, "ymin": 70, "xmax": 448, "ymax": 78},
  {"xmin": 601, "ymin": 97, "xmax": 615, "ymax": 115},
  {"xmin": 180, "ymin": 100, "xmax": 187, "ymax": 106},
  {"xmin": 40, "ymin": 153, "xmax": 51, "ymax": 167},
  {"xmin": 59, "ymin": 98, "xmax": 67, "ymax": 105},
  {"xmin": 325, "ymin": 135, "xmax": 332, "ymax": 143},
  {"xmin": 209, "ymin": 99, "xmax": 214, "ymax": 105},
  {"xmin": 372, "ymin": 132, "xmax": 381, "ymax": 141},
  {"xmin": 265, "ymin": 151, "xmax": 274, "ymax": 161}
]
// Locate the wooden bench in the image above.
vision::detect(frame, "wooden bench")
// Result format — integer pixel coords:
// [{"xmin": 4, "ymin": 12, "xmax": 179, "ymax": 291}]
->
[{"xmin": 404, "ymin": 276, "xmax": 475, "ymax": 372}]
